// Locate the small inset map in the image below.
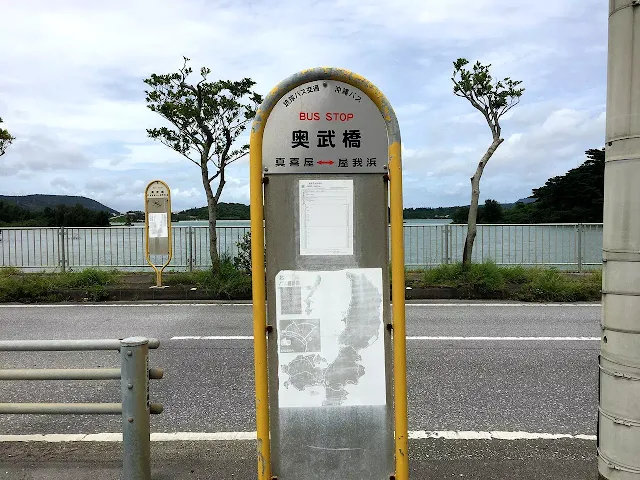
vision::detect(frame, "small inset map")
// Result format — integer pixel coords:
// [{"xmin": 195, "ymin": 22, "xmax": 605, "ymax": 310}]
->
[
  {"xmin": 279, "ymin": 319, "xmax": 321, "ymax": 353},
  {"xmin": 279, "ymin": 286, "xmax": 302, "ymax": 315}
]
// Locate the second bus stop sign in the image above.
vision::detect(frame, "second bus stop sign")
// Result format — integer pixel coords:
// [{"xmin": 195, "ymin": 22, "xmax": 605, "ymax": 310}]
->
[{"xmin": 263, "ymin": 80, "xmax": 389, "ymax": 174}]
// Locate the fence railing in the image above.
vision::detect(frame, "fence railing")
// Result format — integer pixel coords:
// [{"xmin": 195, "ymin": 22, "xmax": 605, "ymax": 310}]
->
[
  {"xmin": 0, "ymin": 337, "xmax": 163, "ymax": 480},
  {"xmin": 0, "ymin": 223, "xmax": 603, "ymax": 272}
]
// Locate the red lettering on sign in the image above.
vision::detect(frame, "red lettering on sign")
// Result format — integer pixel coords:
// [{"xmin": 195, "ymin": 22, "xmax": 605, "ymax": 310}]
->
[
  {"xmin": 325, "ymin": 113, "xmax": 355, "ymax": 122},
  {"xmin": 317, "ymin": 160, "xmax": 334, "ymax": 165},
  {"xmin": 299, "ymin": 112, "xmax": 320, "ymax": 121}
]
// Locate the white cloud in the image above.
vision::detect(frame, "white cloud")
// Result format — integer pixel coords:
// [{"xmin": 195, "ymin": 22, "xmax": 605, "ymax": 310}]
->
[{"xmin": 0, "ymin": 0, "xmax": 608, "ymax": 211}]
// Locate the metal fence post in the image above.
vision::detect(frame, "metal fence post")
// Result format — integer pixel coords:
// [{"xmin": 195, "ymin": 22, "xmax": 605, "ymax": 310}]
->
[
  {"xmin": 59, "ymin": 226, "xmax": 66, "ymax": 273},
  {"xmin": 188, "ymin": 226, "xmax": 193, "ymax": 272},
  {"xmin": 577, "ymin": 223, "xmax": 583, "ymax": 273},
  {"xmin": 444, "ymin": 224, "xmax": 450, "ymax": 264},
  {"xmin": 121, "ymin": 337, "xmax": 151, "ymax": 480}
]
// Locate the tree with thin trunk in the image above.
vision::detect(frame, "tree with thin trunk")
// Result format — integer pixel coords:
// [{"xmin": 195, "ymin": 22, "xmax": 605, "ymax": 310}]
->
[
  {"xmin": 0, "ymin": 117, "xmax": 15, "ymax": 157},
  {"xmin": 143, "ymin": 57, "xmax": 262, "ymax": 269},
  {"xmin": 451, "ymin": 58, "xmax": 524, "ymax": 266}
]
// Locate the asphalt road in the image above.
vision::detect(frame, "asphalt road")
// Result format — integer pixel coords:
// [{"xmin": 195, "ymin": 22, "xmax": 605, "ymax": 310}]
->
[{"xmin": 0, "ymin": 301, "xmax": 602, "ymax": 479}]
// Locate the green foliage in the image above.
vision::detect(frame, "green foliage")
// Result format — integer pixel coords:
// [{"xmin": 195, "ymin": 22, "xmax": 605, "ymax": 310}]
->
[
  {"xmin": 452, "ymin": 58, "xmax": 525, "ymax": 138},
  {"xmin": 0, "ymin": 268, "xmax": 118, "ymax": 303},
  {"xmin": 0, "ymin": 195, "xmax": 117, "ymax": 215},
  {"xmin": 164, "ymin": 257, "xmax": 252, "ymax": 299},
  {"xmin": 0, "ymin": 117, "xmax": 15, "ymax": 157},
  {"xmin": 483, "ymin": 199, "xmax": 503, "ymax": 223},
  {"xmin": 144, "ymin": 57, "xmax": 263, "ymax": 266},
  {"xmin": 449, "ymin": 147, "xmax": 605, "ymax": 225},
  {"xmin": 233, "ymin": 231, "xmax": 252, "ymax": 274},
  {"xmin": 403, "ymin": 206, "xmax": 460, "ymax": 219},
  {"xmin": 144, "ymin": 57, "xmax": 262, "ymax": 166},
  {"xmin": 0, "ymin": 201, "xmax": 111, "ymax": 227},
  {"xmin": 526, "ymin": 148, "xmax": 605, "ymax": 223},
  {"xmin": 175, "ymin": 202, "xmax": 251, "ymax": 220},
  {"xmin": 451, "ymin": 199, "xmax": 503, "ymax": 224},
  {"xmin": 0, "ymin": 266, "xmax": 21, "ymax": 277},
  {"xmin": 514, "ymin": 268, "xmax": 601, "ymax": 302},
  {"xmin": 420, "ymin": 261, "xmax": 601, "ymax": 301}
]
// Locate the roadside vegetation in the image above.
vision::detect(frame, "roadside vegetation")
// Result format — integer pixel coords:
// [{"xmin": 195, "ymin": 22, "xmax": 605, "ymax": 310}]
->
[
  {"xmin": 414, "ymin": 261, "xmax": 602, "ymax": 302},
  {"xmin": 0, "ymin": 259, "xmax": 601, "ymax": 303},
  {"xmin": 0, "ymin": 267, "xmax": 119, "ymax": 302},
  {"xmin": 164, "ymin": 256, "xmax": 252, "ymax": 299}
]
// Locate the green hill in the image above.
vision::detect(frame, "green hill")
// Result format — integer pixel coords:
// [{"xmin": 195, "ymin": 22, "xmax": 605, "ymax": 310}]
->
[
  {"xmin": 176, "ymin": 203, "xmax": 251, "ymax": 220},
  {"xmin": 0, "ymin": 195, "xmax": 119, "ymax": 215}
]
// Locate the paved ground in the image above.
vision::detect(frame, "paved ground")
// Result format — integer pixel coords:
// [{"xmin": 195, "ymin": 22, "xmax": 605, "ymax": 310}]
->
[{"xmin": 0, "ymin": 301, "xmax": 602, "ymax": 479}]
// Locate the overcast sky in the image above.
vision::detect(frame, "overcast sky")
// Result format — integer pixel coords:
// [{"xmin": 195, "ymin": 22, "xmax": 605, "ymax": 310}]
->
[{"xmin": 0, "ymin": 0, "xmax": 608, "ymax": 213}]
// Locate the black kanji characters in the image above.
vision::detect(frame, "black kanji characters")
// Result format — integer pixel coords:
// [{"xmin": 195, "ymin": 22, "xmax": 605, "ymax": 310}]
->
[
  {"xmin": 367, "ymin": 157, "xmax": 377, "ymax": 167},
  {"xmin": 292, "ymin": 130, "xmax": 310, "ymax": 148},
  {"xmin": 304, "ymin": 158, "xmax": 314, "ymax": 167},
  {"xmin": 338, "ymin": 158, "xmax": 348, "ymax": 167},
  {"xmin": 275, "ymin": 157, "xmax": 285, "ymax": 167},
  {"xmin": 353, "ymin": 157, "xmax": 363, "ymax": 167},
  {"xmin": 290, "ymin": 157, "xmax": 300, "ymax": 167},
  {"xmin": 317, "ymin": 130, "xmax": 336, "ymax": 148},
  {"xmin": 342, "ymin": 129, "xmax": 361, "ymax": 148}
]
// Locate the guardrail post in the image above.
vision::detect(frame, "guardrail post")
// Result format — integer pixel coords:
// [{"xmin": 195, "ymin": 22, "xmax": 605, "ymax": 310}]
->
[
  {"xmin": 59, "ymin": 226, "xmax": 66, "ymax": 273},
  {"xmin": 188, "ymin": 226, "xmax": 193, "ymax": 272},
  {"xmin": 444, "ymin": 224, "xmax": 450, "ymax": 264},
  {"xmin": 577, "ymin": 223, "xmax": 583, "ymax": 273},
  {"xmin": 121, "ymin": 337, "xmax": 151, "ymax": 480}
]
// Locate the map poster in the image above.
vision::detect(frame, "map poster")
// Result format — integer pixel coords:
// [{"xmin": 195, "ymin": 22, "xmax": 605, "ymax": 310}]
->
[{"xmin": 274, "ymin": 268, "xmax": 386, "ymax": 408}]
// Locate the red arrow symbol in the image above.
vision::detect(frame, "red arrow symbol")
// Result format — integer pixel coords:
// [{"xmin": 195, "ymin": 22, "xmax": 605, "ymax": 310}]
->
[{"xmin": 317, "ymin": 160, "xmax": 334, "ymax": 165}]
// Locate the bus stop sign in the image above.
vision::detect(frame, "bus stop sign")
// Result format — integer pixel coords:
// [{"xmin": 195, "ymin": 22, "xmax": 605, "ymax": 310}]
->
[{"xmin": 250, "ymin": 68, "xmax": 408, "ymax": 480}]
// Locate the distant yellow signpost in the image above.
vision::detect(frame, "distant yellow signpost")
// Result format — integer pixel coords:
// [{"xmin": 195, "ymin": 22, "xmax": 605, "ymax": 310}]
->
[{"xmin": 144, "ymin": 180, "xmax": 172, "ymax": 287}]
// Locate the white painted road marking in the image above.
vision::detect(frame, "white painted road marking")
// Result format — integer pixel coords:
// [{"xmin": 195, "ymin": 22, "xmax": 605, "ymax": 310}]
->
[
  {"xmin": 171, "ymin": 335, "xmax": 600, "ymax": 341},
  {"xmin": 172, "ymin": 335, "xmax": 254, "ymax": 340},
  {"xmin": 0, "ymin": 431, "xmax": 597, "ymax": 443},
  {"xmin": 0, "ymin": 303, "xmax": 601, "ymax": 308}
]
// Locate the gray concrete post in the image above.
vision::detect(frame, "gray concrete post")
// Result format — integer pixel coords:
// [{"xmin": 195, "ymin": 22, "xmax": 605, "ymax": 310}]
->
[
  {"xmin": 599, "ymin": 1, "xmax": 640, "ymax": 478},
  {"xmin": 121, "ymin": 337, "xmax": 151, "ymax": 480}
]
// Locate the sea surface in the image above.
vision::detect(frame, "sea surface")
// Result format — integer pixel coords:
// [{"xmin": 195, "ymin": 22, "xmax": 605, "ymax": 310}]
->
[{"xmin": 0, "ymin": 219, "xmax": 602, "ymax": 271}]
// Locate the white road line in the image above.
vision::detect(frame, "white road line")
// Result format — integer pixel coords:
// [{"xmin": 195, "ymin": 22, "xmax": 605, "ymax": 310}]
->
[
  {"xmin": 172, "ymin": 335, "xmax": 254, "ymax": 340},
  {"xmin": 407, "ymin": 336, "xmax": 600, "ymax": 341},
  {"xmin": 171, "ymin": 335, "xmax": 600, "ymax": 341},
  {"xmin": 0, "ymin": 431, "xmax": 596, "ymax": 443},
  {"xmin": 0, "ymin": 303, "xmax": 601, "ymax": 308}
]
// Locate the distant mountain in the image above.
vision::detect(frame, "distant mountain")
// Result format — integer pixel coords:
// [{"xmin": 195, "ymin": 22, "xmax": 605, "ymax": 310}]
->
[
  {"xmin": 0, "ymin": 195, "xmax": 119, "ymax": 215},
  {"xmin": 515, "ymin": 197, "xmax": 536, "ymax": 204}
]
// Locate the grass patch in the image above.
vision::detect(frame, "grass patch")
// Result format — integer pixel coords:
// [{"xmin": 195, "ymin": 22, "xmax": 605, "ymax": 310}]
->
[
  {"xmin": 418, "ymin": 261, "xmax": 601, "ymax": 301},
  {"xmin": 0, "ymin": 268, "xmax": 120, "ymax": 303},
  {"xmin": 164, "ymin": 257, "xmax": 252, "ymax": 299}
]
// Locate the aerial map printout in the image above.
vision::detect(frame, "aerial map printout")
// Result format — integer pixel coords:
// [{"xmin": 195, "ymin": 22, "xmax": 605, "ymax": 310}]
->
[{"xmin": 275, "ymin": 268, "xmax": 386, "ymax": 408}]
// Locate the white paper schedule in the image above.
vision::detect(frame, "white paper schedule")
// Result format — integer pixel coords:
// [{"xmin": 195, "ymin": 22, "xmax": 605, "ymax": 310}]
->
[
  {"xmin": 299, "ymin": 179, "xmax": 354, "ymax": 256},
  {"xmin": 148, "ymin": 212, "xmax": 168, "ymax": 238}
]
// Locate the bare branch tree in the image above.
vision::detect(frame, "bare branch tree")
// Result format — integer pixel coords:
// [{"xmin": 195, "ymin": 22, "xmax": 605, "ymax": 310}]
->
[
  {"xmin": 143, "ymin": 57, "xmax": 263, "ymax": 268},
  {"xmin": 452, "ymin": 58, "xmax": 524, "ymax": 266}
]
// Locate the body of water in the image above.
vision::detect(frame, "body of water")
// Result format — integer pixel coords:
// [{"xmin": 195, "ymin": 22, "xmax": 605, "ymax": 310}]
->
[{"xmin": 0, "ymin": 220, "xmax": 602, "ymax": 272}]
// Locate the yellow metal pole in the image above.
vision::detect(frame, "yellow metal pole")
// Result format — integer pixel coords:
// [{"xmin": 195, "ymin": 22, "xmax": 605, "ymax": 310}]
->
[
  {"xmin": 249, "ymin": 126, "xmax": 271, "ymax": 480},
  {"xmin": 389, "ymin": 140, "xmax": 409, "ymax": 479}
]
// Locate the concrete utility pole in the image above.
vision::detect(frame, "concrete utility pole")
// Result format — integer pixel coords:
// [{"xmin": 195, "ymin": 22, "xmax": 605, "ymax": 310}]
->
[{"xmin": 599, "ymin": 1, "xmax": 640, "ymax": 479}]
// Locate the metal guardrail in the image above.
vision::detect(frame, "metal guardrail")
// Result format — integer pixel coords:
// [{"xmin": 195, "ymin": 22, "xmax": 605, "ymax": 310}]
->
[
  {"xmin": 0, "ymin": 336, "xmax": 163, "ymax": 480},
  {"xmin": 0, "ymin": 223, "xmax": 604, "ymax": 272}
]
